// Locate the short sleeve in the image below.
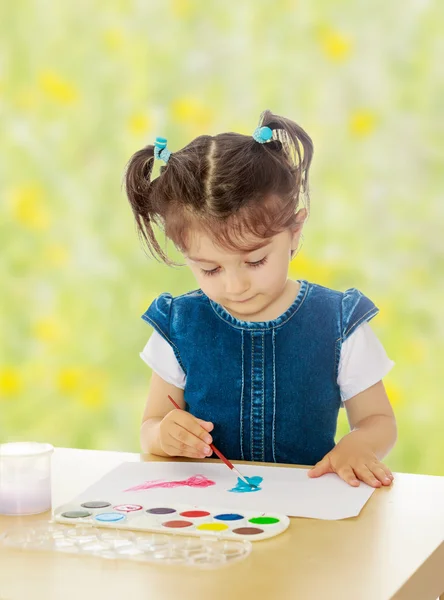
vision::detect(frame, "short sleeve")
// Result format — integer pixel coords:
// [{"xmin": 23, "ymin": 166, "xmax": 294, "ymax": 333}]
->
[
  {"xmin": 341, "ymin": 288, "xmax": 379, "ymax": 342},
  {"xmin": 141, "ymin": 293, "xmax": 173, "ymax": 342},
  {"xmin": 141, "ymin": 293, "xmax": 186, "ymax": 373},
  {"xmin": 140, "ymin": 330, "xmax": 186, "ymax": 389},
  {"xmin": 338, "ymin": 322, "xmax": 395, "ymax": 401}
]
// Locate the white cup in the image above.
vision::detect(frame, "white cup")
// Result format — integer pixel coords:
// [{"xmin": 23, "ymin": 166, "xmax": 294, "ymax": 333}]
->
[{"xmin": 0, "ymin": 442, "xmax": 54, "ymax": 515}]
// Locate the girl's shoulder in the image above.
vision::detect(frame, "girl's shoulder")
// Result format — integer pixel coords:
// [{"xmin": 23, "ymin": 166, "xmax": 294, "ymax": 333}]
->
[
  {"xmin": 304, "ymin": 281, "xmax": 379, "ymax": 340},
  {"xmin": 144, "ymin": 288, "xmax": 207, "ymax": 312},
  {"xmin": 307, "ymin": 280, "xmax": 374, "ymax": 304},
  {"xmin": 141, "ymin": 289, "xmax": 209, "ymax": 331}
]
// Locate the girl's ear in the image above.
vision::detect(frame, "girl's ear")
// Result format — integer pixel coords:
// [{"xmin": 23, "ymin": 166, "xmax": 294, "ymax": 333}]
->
[{"xmin": 295, "ymin": 208, "xmax": 307, "ymax": 227}]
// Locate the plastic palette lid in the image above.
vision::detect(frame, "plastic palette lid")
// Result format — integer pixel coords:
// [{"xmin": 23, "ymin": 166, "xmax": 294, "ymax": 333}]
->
[{"xmin": 0, "ymin": 522, "xmax": 252, "ymax": 569}]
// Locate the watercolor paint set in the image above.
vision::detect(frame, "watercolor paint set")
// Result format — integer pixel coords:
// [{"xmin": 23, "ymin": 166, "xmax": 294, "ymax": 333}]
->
[{"xmin": 53, "ymin": 500, "xmax": 290, "ymax": 542}]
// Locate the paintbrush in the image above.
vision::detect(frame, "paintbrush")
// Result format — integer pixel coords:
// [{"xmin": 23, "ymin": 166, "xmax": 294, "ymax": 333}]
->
[{"xmin": 167, "ymin": 395, "xmax": 257, "ymax": 489}]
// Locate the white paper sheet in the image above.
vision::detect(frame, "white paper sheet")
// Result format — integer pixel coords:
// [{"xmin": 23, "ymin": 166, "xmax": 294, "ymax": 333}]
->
[{"xmin": 63, "ymin": 461, "xmax": 376, "ymax": 520}]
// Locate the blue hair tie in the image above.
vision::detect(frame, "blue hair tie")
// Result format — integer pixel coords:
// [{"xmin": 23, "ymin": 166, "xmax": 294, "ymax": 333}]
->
[
  {"xmin": 252, "ymin": 126, "xmax": 273, "ymax": 144},
  {"xmin": 154, "ymin": 136, "xmax": 171, "ymax": 163}
]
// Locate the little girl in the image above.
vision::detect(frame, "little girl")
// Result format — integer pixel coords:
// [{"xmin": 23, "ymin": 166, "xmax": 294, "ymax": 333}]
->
[{"xmin": 124, "ymin": 110, "xmax": 397, "ymax": 489}]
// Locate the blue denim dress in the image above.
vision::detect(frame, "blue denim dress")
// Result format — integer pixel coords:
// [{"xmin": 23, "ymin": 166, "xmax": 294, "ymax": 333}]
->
[{"xmin": 142, "ymin": 280, "xmax": 378, "ymax": 466}]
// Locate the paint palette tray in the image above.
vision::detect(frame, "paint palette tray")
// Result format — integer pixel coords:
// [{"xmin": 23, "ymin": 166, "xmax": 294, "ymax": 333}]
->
[
  {"xmin": 53, "ymin": 501, "xmax": 290, "ymax": 542},
  {"xmin": 0, "ymin": 522, "xmax": 252, "ymax": 569}
]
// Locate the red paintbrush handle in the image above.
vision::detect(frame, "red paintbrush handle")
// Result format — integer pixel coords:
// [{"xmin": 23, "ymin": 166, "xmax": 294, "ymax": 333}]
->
[
  {"xmin": 209, "ymin": 444, "xmax": 234, "ymax": 470},
  {"xmin": 167, "ymin": 395, "xmax": 234, "ymax": 469},
  {"xmin": 167, "ymin": 395, "xmax": 181, "ymax": 410}
]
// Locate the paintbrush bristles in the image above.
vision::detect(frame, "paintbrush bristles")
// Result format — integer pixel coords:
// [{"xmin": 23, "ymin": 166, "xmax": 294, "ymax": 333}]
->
[{"xmin": 233, "ymin": 467, "xmax": 257, "ymax": 489}]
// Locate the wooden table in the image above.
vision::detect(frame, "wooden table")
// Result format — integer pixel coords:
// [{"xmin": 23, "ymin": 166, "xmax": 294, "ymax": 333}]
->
[{"xmin": 0, "ymin": 448, "xmax": 443, "ymax": 600}]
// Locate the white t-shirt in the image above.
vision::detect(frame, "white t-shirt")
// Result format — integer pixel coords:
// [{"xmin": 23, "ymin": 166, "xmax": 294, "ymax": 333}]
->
[{"xmin": 140, "ymin": 322, "xmax": 394, "ymax": 401}]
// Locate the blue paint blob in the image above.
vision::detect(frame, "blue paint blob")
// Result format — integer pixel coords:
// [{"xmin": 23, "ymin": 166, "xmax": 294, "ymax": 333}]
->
[
  {"xmin": 214, "ymin": 513, "xmax": 244, "ymax": 521},
  {"xmin": 228, "ymin": 476, "xmax": 263, "ymax": 493}
]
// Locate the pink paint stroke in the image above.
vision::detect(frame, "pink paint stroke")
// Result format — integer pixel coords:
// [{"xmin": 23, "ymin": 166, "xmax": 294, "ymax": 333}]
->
[{"xmin": 124, "ymin": 474, "xmax": 216, "ymax": 492}]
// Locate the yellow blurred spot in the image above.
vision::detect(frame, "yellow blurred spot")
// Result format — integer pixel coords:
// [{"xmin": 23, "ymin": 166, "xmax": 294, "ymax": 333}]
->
[
  {"xmin": 57, "ymin": 368, "xmax": 83, "ymax": 393},
  {"xmin": 349, "ymin": 110, "xmax": 377, "ymax": 137},
  {"xmin": 10, "ymin": 185, "xmax": 50, "ymax": 230},
  {"xmin": 33, "ymin": 318, "xmax": 63, "ymax": 343},
  {"xmin": 78, "ymin": 370, "xmax": 106, "ymax": 408},
  {"xmin": 103, "ymin": 28, "xmax": 124, "ymax": 51},
  {"xmin": 0, "ymin": 368, "xmax": 22, "ymax": 397},
  {"xmin": 56, "ymin": 367, "xmax": 107, "ymax": 407},
  {"xmin": 128, "ymin": 112, "xmax": 152, "ymax": 136},
  {"xmin": 384, "ymin": 380, "xmax": 402, "ymax": 406},
  {"xmin": 44, "ymin": 243, "xmax": 69, "ymax": 266},
  {"xmin": 171, "ymin": 98, "xmax": 213, "ymax": 129},
  {"xmin": 38, "ymin": 70, "xmax": 78, "ymax": 105},
  {"xmin": 321, "ymin": 30, "xmax": 352, "ymax": 61}
]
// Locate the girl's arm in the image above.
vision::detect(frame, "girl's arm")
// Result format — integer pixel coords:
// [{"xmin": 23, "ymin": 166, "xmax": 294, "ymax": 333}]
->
[
  {"xmin": 140, "ymin": 371, "xmax": 213, "ymax": 458},
  {"xmin": 140, "ymin": 372, "xmax": 185, "ymax": 455},
  {"xmin": 308, "ymin": 381, "xmax": 397, "ymax": 487},
  {"xmin": 342, "ymin": 380, "xmax": 397, "ymax": 459}
]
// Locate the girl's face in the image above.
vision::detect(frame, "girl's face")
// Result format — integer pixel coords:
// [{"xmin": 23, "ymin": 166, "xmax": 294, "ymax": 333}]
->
[{"xmin": 184, "ymin": 214, "xmax": 305, "ymax": 321}]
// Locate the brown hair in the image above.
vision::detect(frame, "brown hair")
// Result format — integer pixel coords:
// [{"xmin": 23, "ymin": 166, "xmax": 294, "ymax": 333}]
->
[{"xmin": 124, "ymin": 110, "xmax": 314, "ymax": 265}]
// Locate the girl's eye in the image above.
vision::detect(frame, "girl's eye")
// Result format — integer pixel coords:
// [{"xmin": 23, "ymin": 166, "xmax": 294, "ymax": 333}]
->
[
  {"xmin": 246, "ymin": 256, "xmax": 268, "ymax": 268},
  {"xmin": 201, "ymin": 267, "xmax": 220, "ymax": 277},
  {"xmin": 200, "ymin": 256, "xmax": 267, "ymax": 276}
]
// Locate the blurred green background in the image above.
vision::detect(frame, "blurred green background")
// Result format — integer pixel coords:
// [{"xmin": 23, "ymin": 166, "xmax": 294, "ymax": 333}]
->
[{"xmin": 1, "ymin": 1, "xmax": 443, "ymax": 475}]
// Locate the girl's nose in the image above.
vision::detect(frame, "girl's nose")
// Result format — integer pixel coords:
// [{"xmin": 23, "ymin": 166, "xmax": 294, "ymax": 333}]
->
[{"xmin": 225, "ymin": 272, "xmax": 250, "ymax": 296}]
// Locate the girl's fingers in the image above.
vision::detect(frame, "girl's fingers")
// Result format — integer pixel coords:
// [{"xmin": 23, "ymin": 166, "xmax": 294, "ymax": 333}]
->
[
  {"xmin": 196, "ymin": 418, "xmax": 214, "ymax": 432},
  {"xmin": 354, "ymin": 465, "xmax": 382, "ymax": 488},
  {"xmin": 380, "ymin": 463, "xmax": 394, "ymax": 481},
  {"xmin": 162, "ymin": 441, "xmax": 205, "ymax": 459},
  {"xmin": 165, "ymin": 433, "xmax": 207, "ymax": 459},
  {"xmin": 308, "ymin": 456, "xmax": 332, "ymax": 478},
  {"xmin": 369, "ymin": 463, "xmax": 393, "ymax": 486},
  {"xmin": 336, "ymin": 466, "xmax": 360, "ymax": 487},
  {"xmin": 172, "ymin": 411, "xmax": 213, "ymax": 444},
  {"xmin": 169, "ymin": 424, "xmax": 212, "ymax": 457}
]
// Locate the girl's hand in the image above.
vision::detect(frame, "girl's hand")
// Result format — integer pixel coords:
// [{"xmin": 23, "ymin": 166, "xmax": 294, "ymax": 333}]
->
[
  {"xmin": 158, "ymin": 409, "xmax": 214, "ymax": 459},
  {"xmin": 307, "ymin": 434, "xmax": 394, "ymax": 488}
]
